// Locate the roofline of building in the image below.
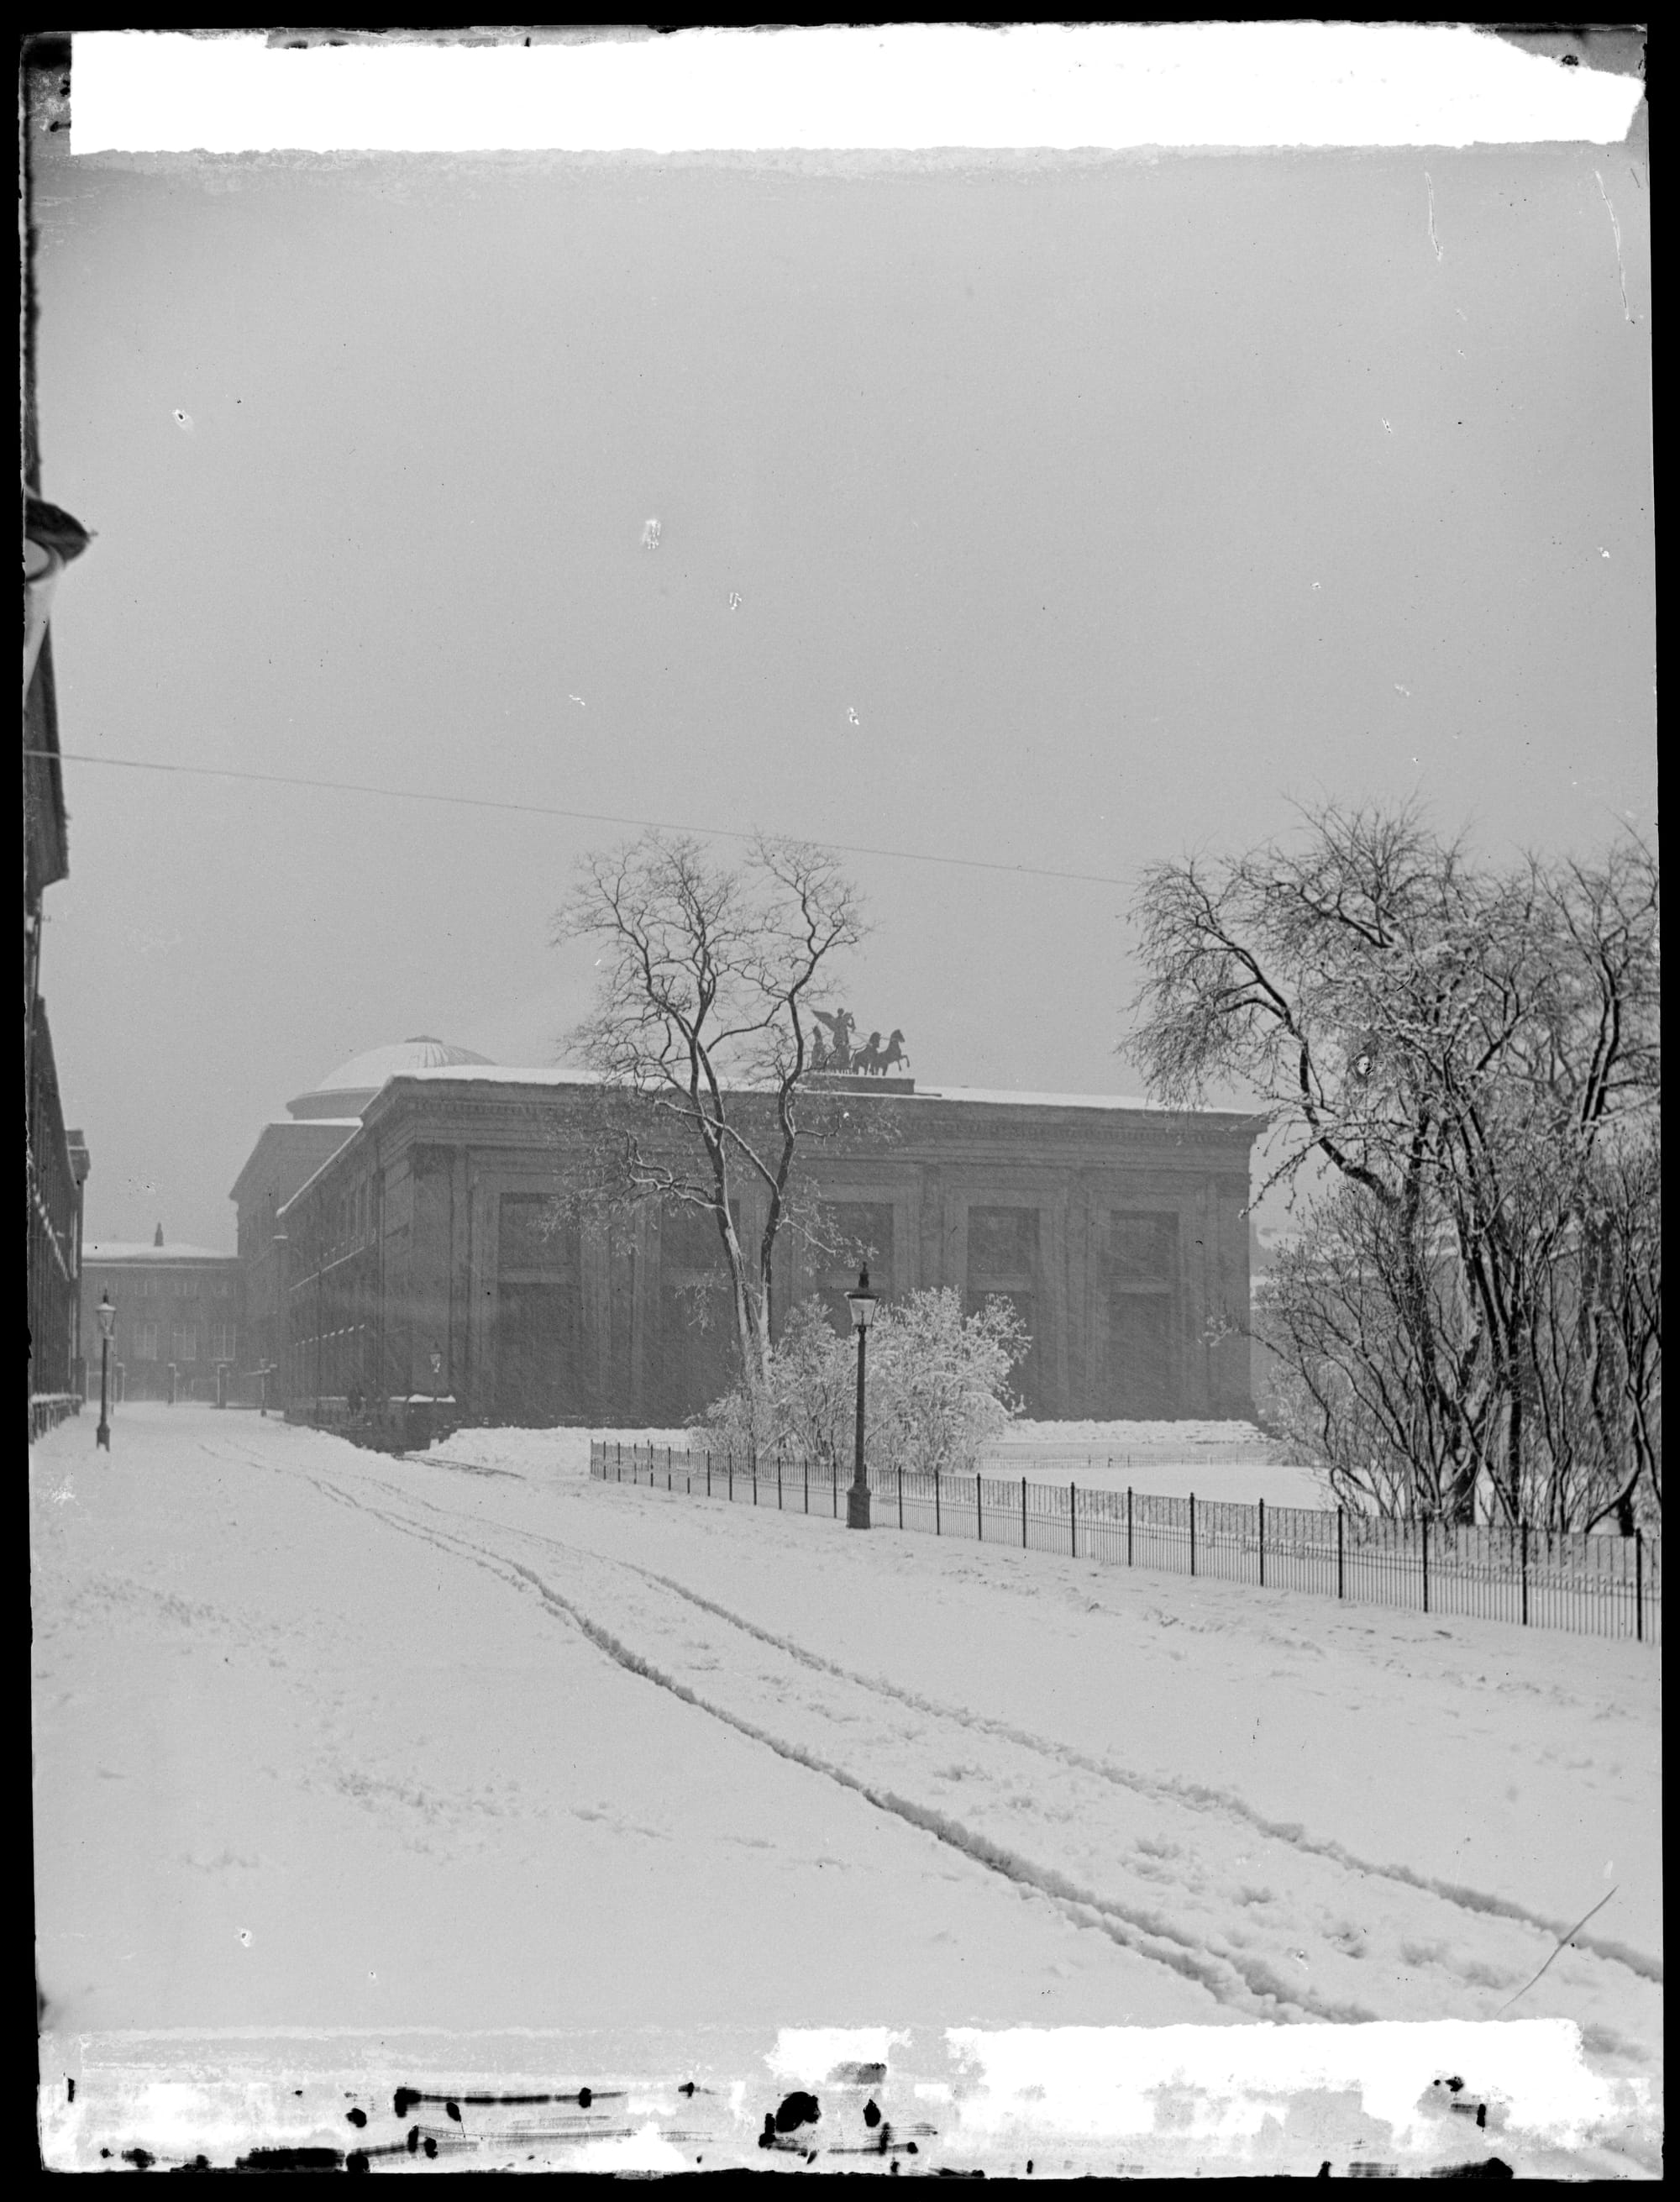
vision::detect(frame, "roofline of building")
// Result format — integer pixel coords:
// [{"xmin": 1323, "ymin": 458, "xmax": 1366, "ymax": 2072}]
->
[
  {"xmin": 276, "ymin": 1136, "xmax": 370, "ymax": 1222},
  {"xmin": 259, "ymin": 1071, "xmax": 1265, "ymax": 1226},
  {"xmin": 354, "ymin": 1064, "xmax": 1266, "ymax": 1126},
  {"xmin": 228, "ymin": 1119, "xmax": 364, "ymax": 1205}
]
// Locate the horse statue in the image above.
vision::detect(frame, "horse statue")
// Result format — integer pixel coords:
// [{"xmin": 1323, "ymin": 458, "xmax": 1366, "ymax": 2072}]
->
[{"xmin": 853, "ymin": 1028, "xmax": 911, "ymax": 1077}]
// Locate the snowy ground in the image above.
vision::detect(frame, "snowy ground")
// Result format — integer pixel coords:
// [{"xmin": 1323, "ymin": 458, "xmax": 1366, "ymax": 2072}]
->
[{"xmin": 34, "ymin": 1407, "xmax": 1660, "ymax": 2175}]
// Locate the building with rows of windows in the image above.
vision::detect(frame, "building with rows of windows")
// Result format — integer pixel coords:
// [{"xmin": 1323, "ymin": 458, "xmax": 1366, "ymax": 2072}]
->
[
  {"xmin": 81, "ymin": 1229, "xmax": 244, "ymax": 1404},
  {"xmin": 232, "ymin": 1039, "xmax": 1263, "ymax": 1433}
]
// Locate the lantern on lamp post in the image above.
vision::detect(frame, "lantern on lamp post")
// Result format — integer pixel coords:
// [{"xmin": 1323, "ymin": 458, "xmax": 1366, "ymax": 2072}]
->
[
  {"xmin": 845, "ymin": 1266, "xmax": 879, "ymax": 1528},
  {"xmin": 95, "ymin": 1292, "xmax": 115, "ymax": 1452}
]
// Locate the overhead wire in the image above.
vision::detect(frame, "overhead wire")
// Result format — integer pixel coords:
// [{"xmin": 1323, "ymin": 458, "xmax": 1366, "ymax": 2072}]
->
[{"xmin": 29, "ymin": 747, "xmax": 1132, "ymax": 892}]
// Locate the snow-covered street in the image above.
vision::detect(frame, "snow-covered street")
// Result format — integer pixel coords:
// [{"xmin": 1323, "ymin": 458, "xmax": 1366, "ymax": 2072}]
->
[{"xmin": 34, "ymin": 1406, "xmax": 1660, "ymax": 2174}]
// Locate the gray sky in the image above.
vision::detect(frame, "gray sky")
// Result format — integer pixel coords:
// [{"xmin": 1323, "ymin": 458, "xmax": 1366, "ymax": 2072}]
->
[{"xmin": 35, "ymin": 134, "xmax": 1652, "ymax": 1251}]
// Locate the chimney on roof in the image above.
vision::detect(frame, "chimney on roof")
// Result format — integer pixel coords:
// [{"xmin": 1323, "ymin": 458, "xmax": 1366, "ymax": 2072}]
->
[{"xmin": 154, "ymin": 1222, "xmax": 164, "ymax": 1247}]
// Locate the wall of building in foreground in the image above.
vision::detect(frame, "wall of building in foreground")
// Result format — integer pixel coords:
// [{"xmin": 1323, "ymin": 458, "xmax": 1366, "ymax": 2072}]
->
[{"xmin": 263, "ymin": 1075, "xmax": 1262, "ymax": 1428}]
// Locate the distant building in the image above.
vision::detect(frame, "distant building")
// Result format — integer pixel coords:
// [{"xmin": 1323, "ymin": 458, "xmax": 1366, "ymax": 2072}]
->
[
  {"xmin": 81, "ymin": 1229, "xmax": 244, "ymax": 1404},
  {"xmin": 231, "ymin": 1046, "xmax": 1263, "ymax": 1431}
]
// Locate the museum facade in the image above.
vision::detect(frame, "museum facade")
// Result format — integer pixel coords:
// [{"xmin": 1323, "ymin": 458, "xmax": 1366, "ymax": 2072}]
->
[{"xmin": 234, "ymin": 1042, "xmax": 1263, "ymax": 1431}]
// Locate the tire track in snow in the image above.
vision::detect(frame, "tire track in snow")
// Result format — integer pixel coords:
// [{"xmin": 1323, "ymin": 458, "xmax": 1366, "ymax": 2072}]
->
[
  {"xmin": 494, "ymin": 1550, "xmax": 1354, "ymax": 2025},
  {"xmin": 328, "ymin": 1447, "xmax": 1662, "ymax": 1992},
  {"xmin": 237, "ymin": 1442, "xmax": 1660, "ymax": 2047},
  {"xmin": 273, "ymin": 1453, "xmax": 1354, "ymax": 2023},
  {"xmin": 616, "ymin": 1555, "xmax": 1664, "ymax": 1990}
]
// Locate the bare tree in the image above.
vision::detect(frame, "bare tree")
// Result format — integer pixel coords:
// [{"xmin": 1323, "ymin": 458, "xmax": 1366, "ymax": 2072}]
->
[
  {"xmin": 553, "ymin": 830, "xmax": 868, "ymax": 1427},
  {"xmin": 1130, "ymin": 805, "xmax": 1659, "ymax": 1524},
  {"xmin": 1256, "ymin": 1184, "xmax": 1499, "ymax": 1521},
  {"xmin": 1523, "ymin": 1121, "xmax": 1662, "ymax": 1532}
]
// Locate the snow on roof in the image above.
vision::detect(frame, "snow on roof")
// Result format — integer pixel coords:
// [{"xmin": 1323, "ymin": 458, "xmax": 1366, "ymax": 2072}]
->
[
  {"xmin": 372, "ymin": 1064, "xmax": 1256, "ymax": 1117},
  {"xmin": 911, "ymin": 1085, "xmax": 1257, "ymax": 1117},
  {"xmin": 259, "ymin": 1116, "xmax": 366, "ymax": 1130},
  {"xmin": 277, "ymin": 1139, "xmax": 368, "ymax": 1218},
  {"xmin": 380, "ymin": 1064, "xmax": 605, "ymax": 1086},
  {"xmin": 229, "ymin": 1120, "xmax": 364, "ymax": 1205},
  {"xmin": 83, "ymin": 1242, "xmax": 234, "ymax": 1263}
]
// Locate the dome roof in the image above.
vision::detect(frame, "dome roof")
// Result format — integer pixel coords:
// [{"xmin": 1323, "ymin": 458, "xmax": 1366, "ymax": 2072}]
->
[{"xmin": 287, "ymin": 1036, "xmax": 496, "ymax": 1120}]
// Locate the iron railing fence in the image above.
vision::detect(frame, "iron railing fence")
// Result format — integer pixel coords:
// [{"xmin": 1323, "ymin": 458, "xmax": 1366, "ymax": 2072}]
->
[{"xmin": 588, "ymin": 1442, "xmax": 1660, "ymax": 1648}]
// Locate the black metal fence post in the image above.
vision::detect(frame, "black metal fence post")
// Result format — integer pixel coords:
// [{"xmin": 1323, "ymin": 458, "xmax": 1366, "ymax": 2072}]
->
[
  {"xmin": 778, "ymin": 1450, "xmax": 783, "ymax": 1510},
  {"xmin": 1021, "ymin": 1476, "xmax": 1027, "ymax": 1549},
  {"xmin": 1258, "ymin": 1496, "xmax": 1266, "ymax": 1588},
  {"xmin": 1336, "ymin": 1507, "xmax": 1344, "ymax": 1600},
  {"xmin": 805, "ymin": 1455, "xmax": 809, "ymax": 1514},
  {"xmin": 1069, "ymin": 1482, "xmax": 1076, "ymax": 1561},
  {"xmin": 899, "ymin": 1464, "xmax": 904, "ymax": 1529},
  {"xmin": 978, "ymin": 1473, "xmax": 984, "ymax": 1543},
  {"xmin": 1635, "ymin": 1527, "xmax": 1644, "ymax": 1642},
  {"xmin": 1421, "ymin": 1514, "xmax": 1431, "ymax": 1615},
  {"xmin": 753, "ymin": 1455, "xmax": 758, "ymax": 1506},
  {"xmin": 706, "ymin": 1450, "xmax": 712, "ymax": 1496},
  {"xmin": 1189, "ymin": 1493, "xmax": 1196, "ymax": 1577},
  {"xmin": 935, "ymin": 1469, "xmax": 941, "ymax": 1535},
  {"xmin": 1127, "ymin": 1486, "xmax": 1133, "ymax": 1568},
  {"xmin": 728, "ymin": 1451, "xmax": 733, "ymax": 1502},
  {"xmin": 1520, "ymin": 1519, "xmax": 1528, "ymax": 1626}
]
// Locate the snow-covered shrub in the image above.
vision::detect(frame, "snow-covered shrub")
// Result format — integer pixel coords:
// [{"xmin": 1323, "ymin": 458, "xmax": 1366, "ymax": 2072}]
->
[{"xmin": 694, "ymin": 1287, "xmax": 1027, "ymax": 1474}]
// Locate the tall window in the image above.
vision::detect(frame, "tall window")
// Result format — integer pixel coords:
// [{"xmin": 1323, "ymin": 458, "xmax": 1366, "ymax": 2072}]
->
[
  {"xmin": 133, "ymin": 1322, "xmax": 158, "ymax": 1361},
  {"xmin": 965, "ymin": 1205, "xmax": 1040, "ymax": 1411},
  {"xmin": 1102, "ymin": 1210, "xmax": 1179, "ymax": 1416},
  {"xmin": 495, "ymin": 1194, "xmax": 590, "ymax": 1425},
  {"xmin": 967, "ymin": 1205, "xmax": 1037, "ymax": 1284},
  {"xmin": 650, "ymin": 1201, "xmax": 741, "ymax": 1417},
  {"xmin": 209, "ymin": 1324, "xmax": 237, "ymax": 1363},
  {"xmin": 172, "ymin": 1327, "xmax": 198, "ymax": 1363}
]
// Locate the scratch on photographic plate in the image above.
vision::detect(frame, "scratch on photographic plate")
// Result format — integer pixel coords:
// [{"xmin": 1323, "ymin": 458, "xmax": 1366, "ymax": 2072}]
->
[
  {"xmin": 1593, "ymin": 171, "xmax": 1636, "ymax": 323},
  {"xmin": 1425, "ymin": 171, "xmax": 1443, "ymax": 262}
]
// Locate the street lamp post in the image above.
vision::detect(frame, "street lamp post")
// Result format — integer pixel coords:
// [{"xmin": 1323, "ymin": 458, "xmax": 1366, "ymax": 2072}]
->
[
  {"xmin": 845, "ymin": 1266, "xmax": 879, "ymax": 1529},
  {"xmin": 94, "ymin": 1292, "xmax": 115, "ymax": 1452}
]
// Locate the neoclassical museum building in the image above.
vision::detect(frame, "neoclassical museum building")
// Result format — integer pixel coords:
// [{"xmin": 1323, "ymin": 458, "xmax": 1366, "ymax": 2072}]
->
[{"xmin": 231, "ymin": 1038, "xmax": 1263, "ymax": 1430}]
